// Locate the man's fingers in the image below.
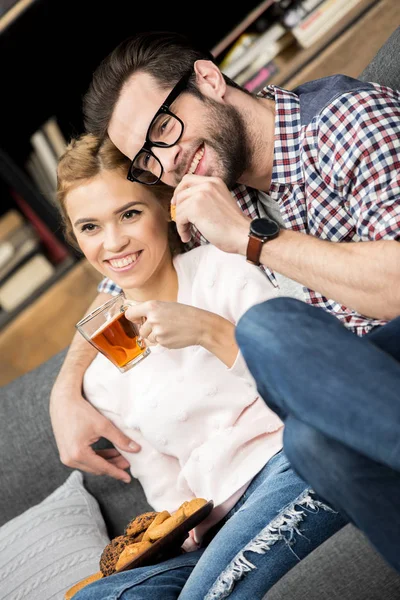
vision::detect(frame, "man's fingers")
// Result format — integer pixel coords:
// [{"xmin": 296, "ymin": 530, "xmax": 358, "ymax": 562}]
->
[
  {"xmin": 176, "ymin": 220, "xmax": 193, "ymax": 243},
  {"xmin": 77, "ymin": 450, "xmax": 132, "ymax": 483},
  {"xmin": 96, "ymin": 448, "xmax": 131, "ymax": 470},
  {"xmin": 102, "ymin": 422, "xmax": 141, "ymax": 452}
]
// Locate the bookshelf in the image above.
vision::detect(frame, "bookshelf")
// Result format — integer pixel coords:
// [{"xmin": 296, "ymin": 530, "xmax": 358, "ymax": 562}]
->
[{"xmin": 213, "ymin": 0, "xmax": 399, "ymax": 93}]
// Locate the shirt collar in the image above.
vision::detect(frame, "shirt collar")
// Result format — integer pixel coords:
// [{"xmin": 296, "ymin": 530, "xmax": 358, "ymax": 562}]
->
[{"xmin": 258, "ymin": 85, "xmax": 304, "ymax": 186}]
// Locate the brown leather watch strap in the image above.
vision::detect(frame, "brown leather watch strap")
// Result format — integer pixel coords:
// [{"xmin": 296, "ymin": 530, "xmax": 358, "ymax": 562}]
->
[{"xmin": 246, "ymin": 233, "xmax": 264, "ymax": 266}]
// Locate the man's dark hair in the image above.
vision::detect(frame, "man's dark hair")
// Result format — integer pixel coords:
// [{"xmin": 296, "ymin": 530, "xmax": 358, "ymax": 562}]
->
[{"xmin": 83, "ymin": 30, "xmax": 245, "ymax": 138}]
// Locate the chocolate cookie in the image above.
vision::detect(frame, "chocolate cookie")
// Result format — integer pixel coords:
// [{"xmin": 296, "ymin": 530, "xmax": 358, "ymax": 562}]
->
[
  {"xmin": 125, "ymin": 511, "xmax": 159, "ymax": 537},
  {"xmin": 99, "ymin": 534, "xmax": 136, "ymax": 577}
]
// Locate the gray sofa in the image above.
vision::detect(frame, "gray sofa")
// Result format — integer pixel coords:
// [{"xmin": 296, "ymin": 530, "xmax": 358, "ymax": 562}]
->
[{"xmin": 1, "ymin": 27, "xmax": 400, "ymax": 599}]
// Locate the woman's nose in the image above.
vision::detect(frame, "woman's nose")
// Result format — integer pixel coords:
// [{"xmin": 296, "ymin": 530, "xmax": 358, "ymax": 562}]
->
[{"xmin": 103, "ymin": 227, "xmax": 130, "ymax": 252}]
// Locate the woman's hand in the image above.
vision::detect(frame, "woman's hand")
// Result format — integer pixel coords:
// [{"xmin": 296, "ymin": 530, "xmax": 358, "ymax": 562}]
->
[
  {"xmin": 124, "ymin": 301, "xmax": 205, "ymax": 349},
  {"xmin": 124, "ymin": 301, "xmax": 238, "ymax": 367}
]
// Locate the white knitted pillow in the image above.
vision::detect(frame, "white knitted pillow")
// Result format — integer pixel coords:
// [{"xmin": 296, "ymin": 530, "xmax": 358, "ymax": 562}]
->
[{"xmin": 0, "ymin": 470, "xmax": 109, "ymax": 600}]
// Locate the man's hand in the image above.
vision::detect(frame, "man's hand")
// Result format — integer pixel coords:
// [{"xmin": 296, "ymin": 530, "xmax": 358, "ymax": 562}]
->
[
  {"xmin": 50, "ymin": 387, "xmax": 140, "ymax": 482},
  {"xmin": 172, "ymin": 174, "xmax": 250, "ymax": 254}
]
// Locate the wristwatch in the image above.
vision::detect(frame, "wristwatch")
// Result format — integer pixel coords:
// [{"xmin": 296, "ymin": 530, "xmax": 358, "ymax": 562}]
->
[{"xmin": 246, "ymin": 217, "xmax": 280, "ymax": 266}]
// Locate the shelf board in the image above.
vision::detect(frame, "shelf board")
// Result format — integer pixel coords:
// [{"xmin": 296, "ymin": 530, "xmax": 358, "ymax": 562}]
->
[
  {"xmin": 0, "ymin": 0, "xmax": 35, "ymax": 33},
  {"xmin": 211, "ymin": 0, "xmax": 275, "ymax": 57}
]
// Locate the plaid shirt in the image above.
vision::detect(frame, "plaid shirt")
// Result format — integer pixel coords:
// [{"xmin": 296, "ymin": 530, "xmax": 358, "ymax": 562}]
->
[{"xmin": 99, "ymin": 82, "xmax": 400, "ymax": 336}]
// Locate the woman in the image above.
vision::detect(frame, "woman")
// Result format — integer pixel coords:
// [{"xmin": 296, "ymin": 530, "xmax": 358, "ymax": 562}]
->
[{"xmin": 57, "ymin": 134, "xmax": 346, "ymax": 600}]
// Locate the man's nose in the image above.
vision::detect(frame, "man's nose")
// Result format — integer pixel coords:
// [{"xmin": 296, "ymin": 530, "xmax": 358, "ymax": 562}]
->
[{"xmin": 154, "ymin": 144, "xmax": 180, "ymax": 174}]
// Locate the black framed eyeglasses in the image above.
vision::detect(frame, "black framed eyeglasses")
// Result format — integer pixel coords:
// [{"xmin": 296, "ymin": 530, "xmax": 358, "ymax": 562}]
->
[{"xmin": 127, "ymin": 68, "xmax": 193, "ymax": 185}]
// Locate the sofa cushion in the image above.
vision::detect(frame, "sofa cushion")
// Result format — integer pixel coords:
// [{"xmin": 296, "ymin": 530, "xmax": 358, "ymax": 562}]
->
[
  {"xmin": 0, "ymin": 349, "xmax": 151, "ymax": 539},
  {"xmin": 0, "ymin": 470, "xmax": 109, "ymax": 600}
]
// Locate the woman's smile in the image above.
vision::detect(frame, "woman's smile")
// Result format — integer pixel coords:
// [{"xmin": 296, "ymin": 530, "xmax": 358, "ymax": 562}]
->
[{"xmin": 106, "ymin": 250, "xmax": 143, "ymax": 272}]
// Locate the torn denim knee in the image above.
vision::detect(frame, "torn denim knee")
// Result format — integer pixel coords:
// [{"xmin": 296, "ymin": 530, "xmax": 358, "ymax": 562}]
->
[{"xmin": 205, "ymin": 489, "xmax": 335, "ymax": 600}]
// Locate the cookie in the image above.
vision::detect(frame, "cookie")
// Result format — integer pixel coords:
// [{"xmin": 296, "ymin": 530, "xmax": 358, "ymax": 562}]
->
[
  {"xmin": 99, "ymin": 534, "xmax": 136, "ymax": 577},
  {"xmin": 170, "ymin": 203, "xmax": 176, "ymax": 221},
  {"xmin": 115, "ymin": 541, "xmax": 153, "ymax": 572},
  {"xmin": 183, "ymin": 498, "xmax": 208, "ymax": 517},
  {"xmin": 125, "ymin": 511, "xmax": 159, "ymax": 537},
  {"xmin": 64, "ymin": 571, "xmax": 103, "ymax": 599},
  {"xmin": 147, "ymin": 511, "xmax": 186, "ymax": 541},
  {"xmin": 142, "ymin": 510, "xmax": 171, "ymax": 541}
]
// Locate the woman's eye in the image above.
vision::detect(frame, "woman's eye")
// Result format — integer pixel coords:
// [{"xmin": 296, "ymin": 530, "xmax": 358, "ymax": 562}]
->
[
  {"xmin": 80, "ymin": 223, "xmax": 97, "ymax": 233},
  {"xmin": 122, "ymin": 209, "xmax": 141, "ymax": 220}
]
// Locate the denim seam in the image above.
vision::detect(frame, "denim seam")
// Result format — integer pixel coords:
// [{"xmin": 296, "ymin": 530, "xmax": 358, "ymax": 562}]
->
[{"xmin": 110, "ymin": 557, "xmax": 200, "ymax": 600}]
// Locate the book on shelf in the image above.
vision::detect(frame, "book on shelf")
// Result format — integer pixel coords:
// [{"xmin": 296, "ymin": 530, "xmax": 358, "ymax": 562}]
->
[
  {"xmin": 0, "ymin": 219, "xmax": 40, "ymax": 284},
  {"xmin": 219, "ymin": 32, "xmax": 260, "ymax": 71},
  {"xmin": 26, "ymin": 116, "xmax": 67, "ymax": 207},
  {"xmin": 0, "ymin": 208, "xmax": 23, "ymax": 242},
  {"xmin": 11, "ymin": 190, "xmax": 70, "ymax": 265},
  {"xmin": 243, "ymin": 60, "xmax": 279, "ymax": 93},
  {"xmin": 280, "ymin": 0, "xmax": 326, "ymax": 28},
  {"xmin": 234, "ymin": 31, "xmax": 292, "ymax": 86},
  {"xmin": 0, "ymin": 252, "xmax": 55, "ymax": 312},
  {"xmin": 30, "ymin": 128, "xmax": 58, "ymax": 190},
  {"xmin": 220, "ymin": 22, "xmax": 287, "ymax": 80},
  {"xmin": 42, "ymin": 116, "xmax": 67, "ymax": 159},
  {"xmin": 291, "ymin": 0, "xmax": 365, "ymax": 48},
  {"xmin": 25, "ymin": 150, "xmax": 57, "ymax": 206}
]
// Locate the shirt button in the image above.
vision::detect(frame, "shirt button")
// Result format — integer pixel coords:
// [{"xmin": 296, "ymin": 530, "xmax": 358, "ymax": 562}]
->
[
  {"xmin": 177, "ymin": 411, "xmax": 188, "ymax": 422},
  {"xmin": 157, "ymin": 436, "xmax": 168, "ymax": 447},
  {"xmin": 176, "ymin": 375, "xmax": 184, "ymax": 383},
  {"xmin": 149, "ymin": 398, "xmax": 158, "ymax": 409}
]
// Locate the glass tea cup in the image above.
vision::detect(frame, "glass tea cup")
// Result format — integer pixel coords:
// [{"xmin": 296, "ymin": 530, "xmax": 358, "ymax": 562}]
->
[{"xmin": 75, "ymin": 291, "xmax": 150, "ymax": 372}]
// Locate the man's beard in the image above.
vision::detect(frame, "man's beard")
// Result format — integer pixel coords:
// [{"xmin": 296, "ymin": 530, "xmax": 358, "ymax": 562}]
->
[{"xmin": 203, "ymin": 97, "xmax": 251, "ymax": 188}]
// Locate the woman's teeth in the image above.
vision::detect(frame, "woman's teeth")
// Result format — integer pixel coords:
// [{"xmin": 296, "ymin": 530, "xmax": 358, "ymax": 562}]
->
[
  {"xmin": 188, "ymin": 146, "xmax": 205, "ymax": 174},
  {"xmin": 109, "ymin": 252, "xmax": 140, "ymax": 268}
]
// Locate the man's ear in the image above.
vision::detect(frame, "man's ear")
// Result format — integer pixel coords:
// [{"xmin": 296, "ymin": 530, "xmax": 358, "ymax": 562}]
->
[{"xmin": 194, "ymin": 60, "xmax": 226, "ymax": 100}]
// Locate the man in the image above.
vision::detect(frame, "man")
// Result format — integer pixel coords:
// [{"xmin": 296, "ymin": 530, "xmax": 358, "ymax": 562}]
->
[{"xmin": 51, "ymin": 31, "xmax": 400, "ymax": 573}]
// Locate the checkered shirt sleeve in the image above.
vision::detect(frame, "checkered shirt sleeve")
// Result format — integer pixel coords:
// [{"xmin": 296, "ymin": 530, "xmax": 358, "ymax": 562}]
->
[{"xmin": 313, "ymin": 84, "xmax": 400, "ymax": 242}]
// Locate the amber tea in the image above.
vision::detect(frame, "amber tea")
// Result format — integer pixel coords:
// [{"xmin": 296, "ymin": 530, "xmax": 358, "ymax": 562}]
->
[{"xmin": 76, "ymin": 292, "xmax": 150, "ymax": 372}]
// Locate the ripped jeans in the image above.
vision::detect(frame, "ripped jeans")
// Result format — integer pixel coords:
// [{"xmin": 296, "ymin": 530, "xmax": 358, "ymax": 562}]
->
[{"xmin": 74, "ymin": 451, "xmax": 346, "ymax": 600}]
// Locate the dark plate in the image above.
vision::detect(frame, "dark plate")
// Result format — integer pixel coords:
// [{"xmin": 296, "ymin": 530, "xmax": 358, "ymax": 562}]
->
[{"xmin": 116, "ymin": 500, "xmax": 214, "ymax": 572}]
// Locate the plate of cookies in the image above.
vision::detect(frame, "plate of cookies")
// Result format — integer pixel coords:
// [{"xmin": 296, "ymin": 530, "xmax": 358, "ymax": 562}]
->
[
  {"xmin": 65, "ymin": 498, "xmax": 212, "ymax": 599},
  {"xmin": 112, "ymin": 497, "xmax": 213, "ymax": 573}
]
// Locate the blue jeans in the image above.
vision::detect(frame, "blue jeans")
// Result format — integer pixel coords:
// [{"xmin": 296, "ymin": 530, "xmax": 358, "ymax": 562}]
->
[
  {"xmin": 75, "ymin": 451, "xmax": 345, "ymax": 600},
  {"xmin": 235, "ymin": 297, "xmax": 400, "ymax": 573}
]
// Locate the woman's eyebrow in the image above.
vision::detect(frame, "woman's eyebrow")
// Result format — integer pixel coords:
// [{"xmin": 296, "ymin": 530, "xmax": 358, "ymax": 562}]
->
[{"xmin": 113, "ymin": 201, "xmax": 144, "ymax": 215}]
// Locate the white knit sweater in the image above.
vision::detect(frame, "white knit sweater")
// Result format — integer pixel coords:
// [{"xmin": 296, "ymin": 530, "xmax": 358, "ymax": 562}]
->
[{"xmin": 84, "ymin": 245, "xmax": 283, "ymax": 521}]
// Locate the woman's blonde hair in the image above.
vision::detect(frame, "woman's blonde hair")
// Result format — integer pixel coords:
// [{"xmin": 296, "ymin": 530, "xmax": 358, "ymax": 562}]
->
[{"xmin": 57, "ymin": 133, "xmax": 183, "ymax": 254}]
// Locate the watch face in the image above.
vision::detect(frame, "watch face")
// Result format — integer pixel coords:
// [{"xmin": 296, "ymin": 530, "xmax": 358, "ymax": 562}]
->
[{"xmin": 250, "ymin": 218, "xmax": 280, "ymax": 238}]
